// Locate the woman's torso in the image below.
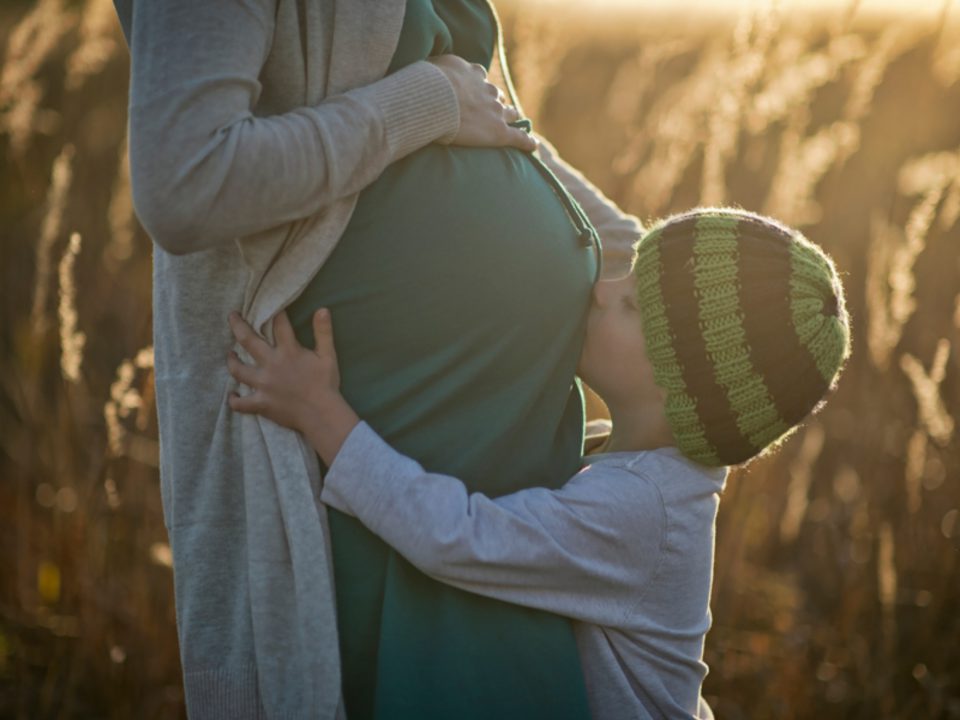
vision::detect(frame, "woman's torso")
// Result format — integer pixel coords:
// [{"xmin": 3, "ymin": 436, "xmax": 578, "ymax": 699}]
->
[{"xmin": 287, "ymin": 2, "xmax": 597, "ymax": 717}]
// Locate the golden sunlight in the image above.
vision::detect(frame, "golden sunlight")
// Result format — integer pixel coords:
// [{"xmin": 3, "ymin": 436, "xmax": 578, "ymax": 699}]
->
[{"xmin": 522, "ymin": 0, "xmax": 954, "ymax": 19}]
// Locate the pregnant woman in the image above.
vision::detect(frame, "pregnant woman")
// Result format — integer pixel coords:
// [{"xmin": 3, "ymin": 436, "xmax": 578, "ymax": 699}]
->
[{"xmin": 114, "ymin": 0, "xmax": 641, "ymax": 718}]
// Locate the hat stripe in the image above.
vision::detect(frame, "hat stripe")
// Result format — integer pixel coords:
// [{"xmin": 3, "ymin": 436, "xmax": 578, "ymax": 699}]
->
[
  {"xmin": 736, "ymin": 223, "xmax": 828, "ymax": 428},
  {"xmin": 692, "ymin": 217, "xmax": 790, "ymax": 461},
  {"xmin": 658, "ymin": 217, "xmax": 756, "ymax": 464},
  {"xmin": 634, "ymin": 223, "xmax": 721, "ymax": 466},
  {"xmin": 789, "ymin": 240, "xmax": 846, "ymax": 388}
]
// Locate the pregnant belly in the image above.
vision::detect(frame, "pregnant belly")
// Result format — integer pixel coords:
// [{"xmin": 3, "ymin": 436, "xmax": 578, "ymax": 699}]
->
[{"xmin": 287, "ymin": 144, "xmax": 597, "ymax": 494}]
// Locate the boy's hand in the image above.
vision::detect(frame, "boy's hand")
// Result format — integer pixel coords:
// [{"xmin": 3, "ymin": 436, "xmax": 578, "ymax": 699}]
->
[{"xmin": 227, "ymin": 308, "xmax": 359, "ymax": 466}]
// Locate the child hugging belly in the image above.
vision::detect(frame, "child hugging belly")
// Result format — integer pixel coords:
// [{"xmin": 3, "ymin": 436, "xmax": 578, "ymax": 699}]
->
[{"xmin": 229, "ymin": 207, "xmax": 851, "ymax": 719}]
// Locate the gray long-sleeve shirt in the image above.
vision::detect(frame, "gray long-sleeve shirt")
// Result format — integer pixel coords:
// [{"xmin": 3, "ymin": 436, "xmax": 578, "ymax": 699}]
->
[{"xmin": 321, "ymin": 421, "xmax": 727, "ymax": 720}]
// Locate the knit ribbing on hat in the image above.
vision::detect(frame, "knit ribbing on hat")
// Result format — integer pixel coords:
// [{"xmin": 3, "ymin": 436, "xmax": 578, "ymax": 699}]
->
[{"xmin": 633, "ymin": 209, "xmax": 850, "ymax": 467}]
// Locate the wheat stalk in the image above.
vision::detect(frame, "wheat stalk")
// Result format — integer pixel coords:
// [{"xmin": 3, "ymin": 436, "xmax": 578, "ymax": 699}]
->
[
  {"xmin": 904, "ymin": 429, "xmax": 927, "ymax": 514},
  {"xmin": 605, "ymin": 40, "xmax": 691, "ymax": 131},
  {"xmin": 900, "ymin": 339, "xmax": 955, "ymax": 446},
  {"xmin": 866, "ymin": 184, "xmax": 946, "ymax": 369},
  {"xmin": 932, "ymin": 20, "xmax": 960, "ymax": 87},
  {"xmin": 0, "ymin": 0, "xmax": 76, "ymax": 156},
  {"xmin": 30, "ymin": 144, "xmax": 75, "ymax": 336},
  {"xmin": 701, "ymin": 8, "xmax": 778, "ymax": 205},
  {"xmin": 877, "ymin": 521, "xmax": 898, "ymax": 660},
  {"xmin": 763, "ymin": 118, "xmax": 859, "ymax": 225},
  {"xmin": 844, "ymin": 26, "xmax": 914, "ymax": 124},
  {"xmin": 105, "ymin": 135, "xmax": 135, "ymax": 268},
  {"xmin": 622, "ymin": 41, "xmax": 728, "ymax": 213},
  {"xmin": 505, "ymin": 8, "xmax": 565, "ymax": 126},
  {"xmin": 57, "ymin": 232, "xmax": 86, "ymax": 384},
  {"xmin": 747, "ymin": 33, "xmax": 864, "ymax": 136},
  {"xmin": 64, "ymin": 0, "xmax": 118, "ymax": 92},
  {"xmin": 103, "ymin": 345, "xmax": 153, "ymax": 458},
  {"xmin": 865, "ymin": 213, "xmax": 900, "ymax": 371},
  {"xmin": 779, "ymin": 422, "xmax": 825, "ymax": 544}
]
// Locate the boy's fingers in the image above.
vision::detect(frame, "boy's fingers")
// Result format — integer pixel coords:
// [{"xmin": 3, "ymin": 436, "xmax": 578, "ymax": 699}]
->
[
  {"xmin": 228, "ymin": 312, "xmax": 272, "ymax": 364},
  {"xmin": 226, "ymin": 350, "xmax": 260, "ymax": 388},
  {"xmin": 273, "ymin": 310, "xmax": 298, "ymax": 348},
  {"xmin": 228, "ymin": 391, "xmax": 263, "ymax": 415},
  {"xmin": 312, "ymin": 309, "xmax": 335, "ymax": 355}
]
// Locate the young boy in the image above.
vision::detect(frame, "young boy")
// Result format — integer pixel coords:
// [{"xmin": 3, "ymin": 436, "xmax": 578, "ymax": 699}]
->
[{"xmin": 226, "ymin": 207, "xmax": 851, "ymax": 719}]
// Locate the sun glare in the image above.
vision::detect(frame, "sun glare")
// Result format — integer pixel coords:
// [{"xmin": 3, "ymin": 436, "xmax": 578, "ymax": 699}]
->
[{"xmin": 522, "ymin": 0, "xmax": 953, "ymax": 19}]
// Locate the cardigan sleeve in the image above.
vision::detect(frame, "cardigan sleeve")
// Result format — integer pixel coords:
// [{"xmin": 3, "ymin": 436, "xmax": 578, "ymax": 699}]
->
[
  {"xmin": 115, "ymin": 0, "xmax": 460, "ymax": 256},
  {"xmin": 534, "ymin": 136, "xmax": 644, "ymax": 278},
  {"xmin": 320, "ymin": 422, "xmax": 666, "ymax": 627}
]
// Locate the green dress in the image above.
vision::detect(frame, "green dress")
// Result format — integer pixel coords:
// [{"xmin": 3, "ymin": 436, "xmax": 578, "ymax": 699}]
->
[{"xmin": 287, "ymin": 2, "xmax": 599, "ymax": 717}]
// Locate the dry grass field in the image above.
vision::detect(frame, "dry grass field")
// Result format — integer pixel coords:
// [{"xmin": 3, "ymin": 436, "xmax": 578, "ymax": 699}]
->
[{"xmin": 1, "ymin": 0, "xmax": 959, "ymax": 717}]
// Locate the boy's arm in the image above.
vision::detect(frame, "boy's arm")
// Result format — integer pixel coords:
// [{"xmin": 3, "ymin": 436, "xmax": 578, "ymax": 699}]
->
[
  {"xmin": 224, "ymin": 308, "xmax": 662, "ymax": 627},
  {"xmin": 320, "ymin": 421, "xmax": 666, "ymax": 627}
]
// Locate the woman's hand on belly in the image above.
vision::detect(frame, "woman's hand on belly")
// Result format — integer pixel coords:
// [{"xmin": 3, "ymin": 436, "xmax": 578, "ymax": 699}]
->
[
  {"xmin": 428, "ymin": 54, "xmax": 537, "ymax": 152},
  {"xmin": 227, "ymin": 309, "xmax": 359, "ymax": 466}
]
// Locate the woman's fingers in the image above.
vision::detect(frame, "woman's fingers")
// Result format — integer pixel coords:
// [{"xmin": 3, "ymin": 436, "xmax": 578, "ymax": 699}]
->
[
  {"xmin": 495, "ymin": 102, "xmax": 533, "ymax": 150},
  {"xmin": 503, "ymin": 104, "xmax": 521, "ymax": 123},
  {"xmin": 228, "ymin": 312, "xmax": 272, "ymax": 364},
  {"xmin": 505, "ymin": 125, "xmax": 538, "ymax": 152},
  {"xmin": 429, "ymin": 55, "xmax": 536, "ymax": 151}
]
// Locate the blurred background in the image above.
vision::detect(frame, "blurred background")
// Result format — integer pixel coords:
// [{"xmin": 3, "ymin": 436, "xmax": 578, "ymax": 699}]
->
[{"xmin": 1, "ymin": 0, "xmax": 958, "ymax": 717}]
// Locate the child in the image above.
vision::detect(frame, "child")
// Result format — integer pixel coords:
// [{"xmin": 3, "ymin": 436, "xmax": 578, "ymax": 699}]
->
[{"xmin": 226, "ymin": 207, "xmax": 851, "ymax": 719}]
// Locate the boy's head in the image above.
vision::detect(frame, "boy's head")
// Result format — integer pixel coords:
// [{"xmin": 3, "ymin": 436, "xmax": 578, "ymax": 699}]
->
[{"xmin": 581, "ymin": 207, "xmax": 851, "ymax": 467}]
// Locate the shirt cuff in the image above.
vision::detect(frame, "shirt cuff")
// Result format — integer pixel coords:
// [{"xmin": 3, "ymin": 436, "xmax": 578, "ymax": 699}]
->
[
  {"xmin": 320, "ymin": 420, "xmax": 384, "ymax": 517},
  {"xmin": 351, "ymin": 60, "xmax": 460, "ymax": 162}
]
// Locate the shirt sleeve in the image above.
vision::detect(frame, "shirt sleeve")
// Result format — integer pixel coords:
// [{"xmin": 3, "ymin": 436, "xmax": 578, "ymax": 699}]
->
[
  {"xmin": 116, "ymin": 0, "xmax": 459, "ymax": 256},
  {"xmin": 534, "ymin": 135, "xmax": 644, "ymax": 279},
  {"xmin": 320, "ymin": 421, "xmax": 667, "ymax": 626}
]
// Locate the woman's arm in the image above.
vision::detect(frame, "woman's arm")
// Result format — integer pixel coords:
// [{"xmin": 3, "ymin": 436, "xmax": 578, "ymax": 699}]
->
[{"xmin": 116, "ymin": 0, "xmax": 532, "ymax": 256}]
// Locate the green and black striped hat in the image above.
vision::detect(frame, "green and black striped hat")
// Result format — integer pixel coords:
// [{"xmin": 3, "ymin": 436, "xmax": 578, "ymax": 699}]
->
[{"xmin": 632, "ymin": 207, "xmax": 851, "ymax": 467}]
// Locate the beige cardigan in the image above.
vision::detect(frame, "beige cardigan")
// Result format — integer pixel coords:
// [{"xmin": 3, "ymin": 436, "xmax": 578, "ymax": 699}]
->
[{"xmin": 113, "ymin": 0, "xmax": 642, "ymax": 717}]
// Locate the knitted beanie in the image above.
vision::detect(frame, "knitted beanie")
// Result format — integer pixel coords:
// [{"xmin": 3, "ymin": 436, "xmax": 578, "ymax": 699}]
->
[{"xmin": 632, "ymin": 207, "xmax": 851, "ymax": 467}]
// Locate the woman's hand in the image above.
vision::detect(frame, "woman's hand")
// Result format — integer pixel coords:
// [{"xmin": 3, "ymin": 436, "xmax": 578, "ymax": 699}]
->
[
  {"xmin": 428, "ymin": 54, "xmax": 537, "ymax": 152},
  {"xmin": 227, "ymin": 309, "xmax": 359, "ymax": 466}
]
